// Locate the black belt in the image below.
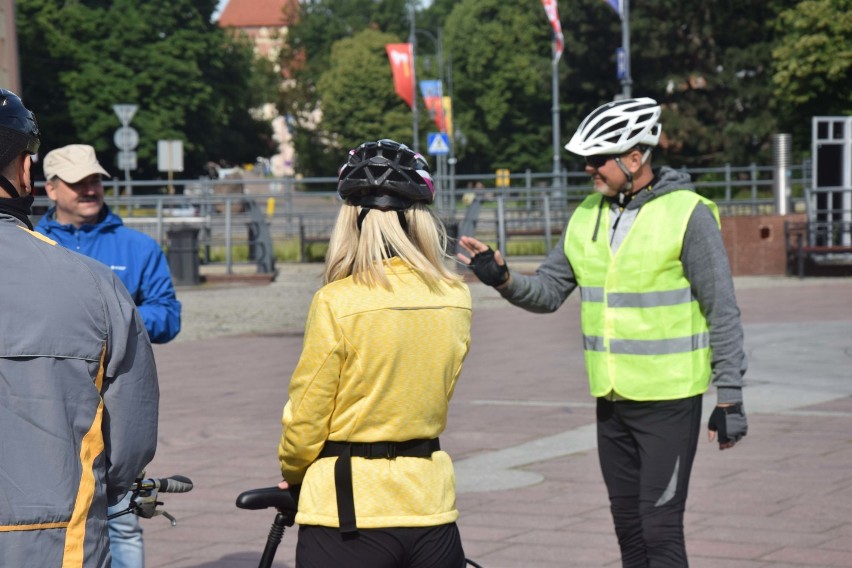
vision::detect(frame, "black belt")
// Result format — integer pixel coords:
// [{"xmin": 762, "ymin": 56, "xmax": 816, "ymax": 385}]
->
[{"xmin": 318, "ymin": 438, "xmax": 440, "ymax": 534}]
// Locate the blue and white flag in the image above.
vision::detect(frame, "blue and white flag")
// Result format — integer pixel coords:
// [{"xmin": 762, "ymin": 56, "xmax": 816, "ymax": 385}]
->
[{"xmin": 604, "ymin": 0, "xmax": 623, "ymax": 17}]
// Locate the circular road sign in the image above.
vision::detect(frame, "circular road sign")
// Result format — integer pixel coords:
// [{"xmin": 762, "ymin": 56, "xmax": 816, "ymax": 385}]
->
[{"xmin": 114, "ymin": 126, "xmax": 139, "ymax": 151}]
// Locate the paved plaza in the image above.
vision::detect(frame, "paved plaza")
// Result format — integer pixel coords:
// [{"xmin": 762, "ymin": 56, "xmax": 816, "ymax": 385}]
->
[{"xmin": 140, "ymin": 261, "xmax": 852, "ymax": 567}]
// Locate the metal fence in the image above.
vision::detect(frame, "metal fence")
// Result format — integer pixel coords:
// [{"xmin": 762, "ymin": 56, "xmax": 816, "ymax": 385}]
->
[{"xmin": 30, "ymin": 161, "xmax": 815, "ymax": 275}]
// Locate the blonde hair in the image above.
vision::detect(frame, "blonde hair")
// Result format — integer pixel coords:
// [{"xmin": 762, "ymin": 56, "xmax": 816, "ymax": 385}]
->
[{"xmin": 324, "ymin": 203, "xmax": 462, "ymax": 289}]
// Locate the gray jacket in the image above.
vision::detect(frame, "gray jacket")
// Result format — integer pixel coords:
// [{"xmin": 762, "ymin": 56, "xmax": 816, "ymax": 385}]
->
[
  {"xmin": 500, "ymin": 167, "xmax": 747, "ymax": 403},
  {"xmin": 0, "ymin": 214, "xmax": 159, "ymax": 567}
]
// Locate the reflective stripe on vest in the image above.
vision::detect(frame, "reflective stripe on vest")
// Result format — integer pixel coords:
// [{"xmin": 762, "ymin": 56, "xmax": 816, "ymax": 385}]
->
[{"xmin": 565, "ymin": 191, "xmax": 720, "ymax": 401}]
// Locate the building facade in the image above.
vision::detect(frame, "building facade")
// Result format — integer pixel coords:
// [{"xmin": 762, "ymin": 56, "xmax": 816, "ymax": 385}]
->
[{"xmin": 217, "ymin": 0, "xmax": 298, "ymax": 177}]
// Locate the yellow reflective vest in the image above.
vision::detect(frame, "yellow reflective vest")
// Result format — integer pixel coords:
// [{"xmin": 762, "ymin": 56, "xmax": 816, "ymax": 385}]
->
[{"xmin": 565, "ymin": 191, "xmax": 720, "ymax": 400}]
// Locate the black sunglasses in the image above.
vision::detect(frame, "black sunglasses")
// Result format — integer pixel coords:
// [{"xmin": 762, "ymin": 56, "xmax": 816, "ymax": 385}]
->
[{"xmin": 585, "ymin": 154, "xmax": 617, "ymax": 168}]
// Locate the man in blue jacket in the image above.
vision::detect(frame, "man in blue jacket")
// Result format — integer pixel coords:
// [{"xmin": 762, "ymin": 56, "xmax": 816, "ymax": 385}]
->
[
  {"xmin": 36, "ymin": 143, "xmax": 181, "ymax": 568},
  {"xmin": 37, "ymin": 144, "xmax": 181, "ymax": 344}
]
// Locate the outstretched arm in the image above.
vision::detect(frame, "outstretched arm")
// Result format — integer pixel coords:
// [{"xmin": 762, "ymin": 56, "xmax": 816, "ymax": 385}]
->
[{"xmin": 457, "ymin": 233, "xmax": 578, "ymax": 313}]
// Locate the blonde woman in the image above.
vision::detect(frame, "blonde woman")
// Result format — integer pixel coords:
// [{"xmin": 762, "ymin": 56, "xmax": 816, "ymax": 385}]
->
[{"xmin": 278, "ymin": 140, "xmax": 472, "ymax": 567}]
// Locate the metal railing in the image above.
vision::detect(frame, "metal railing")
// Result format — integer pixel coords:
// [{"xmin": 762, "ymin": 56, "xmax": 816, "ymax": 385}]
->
[{"xmin": 29, "ymin": 161, "xmax": 817, "ymax": 275}]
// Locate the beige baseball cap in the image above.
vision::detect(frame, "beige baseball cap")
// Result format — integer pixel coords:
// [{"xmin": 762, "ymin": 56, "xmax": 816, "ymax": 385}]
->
[{"xmin": 43, "ymin": 144, "xmax": 110, "ymax": 183}]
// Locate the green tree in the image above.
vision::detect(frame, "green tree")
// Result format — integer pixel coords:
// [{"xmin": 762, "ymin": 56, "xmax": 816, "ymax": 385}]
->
[
  {"xmin": 279, "ymin": 0, "xmax": 621, "ymax": 176},
  {"xmin": 443, "ymin": 0, "xmax": 553, "ymax": 173},
  {"xmin": 275, "ymin": 0, "xmax": 822, "ymax": 178},
  {"xmin": 558, "ymin": 0, "xmax": 622, "ymax": 171},
  {"xmin": 278, "ymin": 0, "xmax": 410, "ymax": 177},
  {"xmin": 629, "ymin": 0, "xmax": 790, "ymax": 167},
  {"xmin": 315, "ymin": 29, "xmax": 413, "ymax": 152},
  {"xmin": 17, "ymin": 0, "xmax": 276, "ymax": 179},
  {"xmin": 439, "ymin": 0, "xmax": 621, "ymax": 174},
  {"xmin": 772, "ymin": 0, "xmax": 852, "ymax": 146}
]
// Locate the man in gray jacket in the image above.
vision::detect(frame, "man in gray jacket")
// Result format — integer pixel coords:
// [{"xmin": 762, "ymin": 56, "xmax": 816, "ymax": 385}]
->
[
  {"xmin": 457, "ymin": 98, "xmax": 747, "ymax": 567},
  {"xmin": 0, "ymin": 89, "xmax": 159, "ymax": 567}
]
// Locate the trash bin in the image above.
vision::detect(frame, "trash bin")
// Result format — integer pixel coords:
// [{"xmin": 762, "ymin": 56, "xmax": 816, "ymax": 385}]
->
[
  {"xmin": 443, "ymin": 219, "xmax": 459, "ymax": 256},
  {"xmin": 167, "ymin": 226, "xmax": 201, "ymax": 286}
]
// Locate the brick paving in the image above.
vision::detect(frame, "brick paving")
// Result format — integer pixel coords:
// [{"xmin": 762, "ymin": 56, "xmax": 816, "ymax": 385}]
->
[{"xmin": 141, "ymin": 265, "xmax": 852, "ymax": 567}]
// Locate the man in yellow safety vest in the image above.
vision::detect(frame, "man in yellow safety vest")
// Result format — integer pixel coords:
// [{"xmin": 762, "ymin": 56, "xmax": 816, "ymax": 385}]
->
[{"xmin": 457, "ymin": 97, "xmax": 747, "ymax": 568}]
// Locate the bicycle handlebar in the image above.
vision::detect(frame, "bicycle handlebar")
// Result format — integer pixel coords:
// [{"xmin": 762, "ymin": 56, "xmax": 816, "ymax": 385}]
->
[
  {"xmin": 134, "ymin": 475, "xmax": 194, "ymax": 494},
  {"xmin": 107, "ymin": 473, "xmax": 193, "ymax": 525}
]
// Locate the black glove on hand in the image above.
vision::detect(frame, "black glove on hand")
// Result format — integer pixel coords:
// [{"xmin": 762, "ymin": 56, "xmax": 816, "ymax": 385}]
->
[
  {"xmin": 468, "ymin": 247, "xmax": 509, "ymax": 287},
  {"xmin": 708, "ymin": 403, "xmax": 748, "ymax": 445}
]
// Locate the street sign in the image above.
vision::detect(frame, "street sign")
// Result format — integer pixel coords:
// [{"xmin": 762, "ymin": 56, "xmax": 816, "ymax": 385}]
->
[
  {"xmin": 117, "ymin": 151, "xmax": 137, "ymax": 170},
  {"xmin": 113, "ymin": 104, "xmax": 138, "ymax": 126},
  {"xmin": 495, "ymin": 168, "xmax": 511, "ymax": 188},
  {"xmin": 157, "ymin": 139, "xmax": 184, "ymax": 172},
  {"xmin": 114, "ymin": 126, "xmax": 139, "ymax": 151},
  {"xmin": 427, "ymin": 132, "xmax": 450, "ymax": 155},
  {"xmin": 616, "ymin": 48, "xmax": 627, "ymax": 80}
]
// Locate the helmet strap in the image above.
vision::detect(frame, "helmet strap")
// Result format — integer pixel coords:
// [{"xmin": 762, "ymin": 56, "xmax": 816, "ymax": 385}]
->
[
  {"xmin": 357, "ymin": 207, "xmax": 370, "ymax": 231},
  {"xmin": 397, "ymin": 210, "xmax": 409, "ymax": 232},
  {"xmin": 613, "ymin": 148, "xmax": 652, "ymax": 206},
  {"xmin": 0, "ymin": 174, "xmax": 34, "ymax": 229},
  {"xmin": 355, "ymin": 206, "xmax": 409, "ymax": 233},
  {"xmin": 0, "ymin": 174, "xmax": 20, "ymax": 198},
  {"xmin": 613, "ymin": 157, "xmax": 634, "ymax": 205}
]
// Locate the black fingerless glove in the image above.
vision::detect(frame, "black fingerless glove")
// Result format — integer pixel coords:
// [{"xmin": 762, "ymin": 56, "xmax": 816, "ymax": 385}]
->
[
  {"xmin": 468, "ymin": 248, "xmax": 509, "ymax": 287},
  {"xmin": 708, "ymin": 402, "xmax": 748, "ymax": 445}
]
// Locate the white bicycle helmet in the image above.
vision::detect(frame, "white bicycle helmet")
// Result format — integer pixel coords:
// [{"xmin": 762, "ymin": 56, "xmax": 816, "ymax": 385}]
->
[{"xmin": 565, "ymin": 97, "xmax": 661, "ymax": 156}]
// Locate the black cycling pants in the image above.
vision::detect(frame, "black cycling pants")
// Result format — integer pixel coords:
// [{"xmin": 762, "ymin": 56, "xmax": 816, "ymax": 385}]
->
[
  {"xmin": 295, "ymin": 522, "xmax": 466, "ymax": 568},
  {"xmin": 596, "ymin": 395, "xmax": 702, "ymax": 568}
]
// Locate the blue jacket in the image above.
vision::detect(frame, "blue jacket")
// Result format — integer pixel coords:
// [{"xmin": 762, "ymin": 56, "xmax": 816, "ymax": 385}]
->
[{"xmin": 36, "ymin": 205, "xmax": 181, "ymax": 343}]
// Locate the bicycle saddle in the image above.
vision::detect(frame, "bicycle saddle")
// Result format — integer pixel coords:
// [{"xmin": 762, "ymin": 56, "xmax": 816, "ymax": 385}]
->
[{"xmin": 236, "ymin": 486, "xmax": 298, "ymax": 520}]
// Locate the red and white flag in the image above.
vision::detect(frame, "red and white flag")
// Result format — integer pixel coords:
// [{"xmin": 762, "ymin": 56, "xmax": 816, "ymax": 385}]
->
[
  {"xmin": 386, "ymin": 43, "xmax": 414, "ymax": 108},
  {"xmin": 541, "ymin": 0, "xmax": 564, "ymax": 61}
]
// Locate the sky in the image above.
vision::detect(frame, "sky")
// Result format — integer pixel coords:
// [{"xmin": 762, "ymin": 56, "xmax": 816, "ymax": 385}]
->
[{"xmin": 212, "ymin": 0, "xmax": 229, "ymax": 21}]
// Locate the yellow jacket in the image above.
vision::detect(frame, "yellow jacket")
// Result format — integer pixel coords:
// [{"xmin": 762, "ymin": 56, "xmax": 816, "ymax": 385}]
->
[{"xmin": 279, "ymin": 257, "xmax": 472, "ymax": 528}]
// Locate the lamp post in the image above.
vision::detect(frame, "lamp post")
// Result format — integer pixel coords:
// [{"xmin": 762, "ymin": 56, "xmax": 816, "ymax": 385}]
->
[
  {"xmin": 415, "ymin": 28, "xmax": 443, "ymax": 100},
  {"xmin": 408, "ymin": 2, "xmax": 419, "ymax": 152},
  {"xmin": 619, "ymin": 0, "xmax": 632, "ymax": 98},
  {"xmin": 414, "ymin": 26, "xmax": 452, "ymax": 211},
  {"xmin": 550, "ymin": 43, "xmax": 560, "ymax": 190}
]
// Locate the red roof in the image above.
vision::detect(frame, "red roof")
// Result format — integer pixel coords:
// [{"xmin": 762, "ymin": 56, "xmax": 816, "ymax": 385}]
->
[{"xmin": 217, "ymin": 0, "xmax": 297, "ymax": 28}]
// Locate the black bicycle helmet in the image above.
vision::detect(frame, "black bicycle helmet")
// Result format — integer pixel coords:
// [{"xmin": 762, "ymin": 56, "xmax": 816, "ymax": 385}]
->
[
  {"xmin": 337, "ymin": 139, "xmax": 434, "ymax": 211},
  {"xmin": 0, "ymin": 89, "xmax": 41, "ymax": 169}
]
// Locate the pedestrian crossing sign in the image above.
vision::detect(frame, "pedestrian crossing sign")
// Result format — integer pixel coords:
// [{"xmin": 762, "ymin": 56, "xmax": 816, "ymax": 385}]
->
[{"xmin": 427, "ymin": 133, "xmax": 450, "ymax": 155}]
